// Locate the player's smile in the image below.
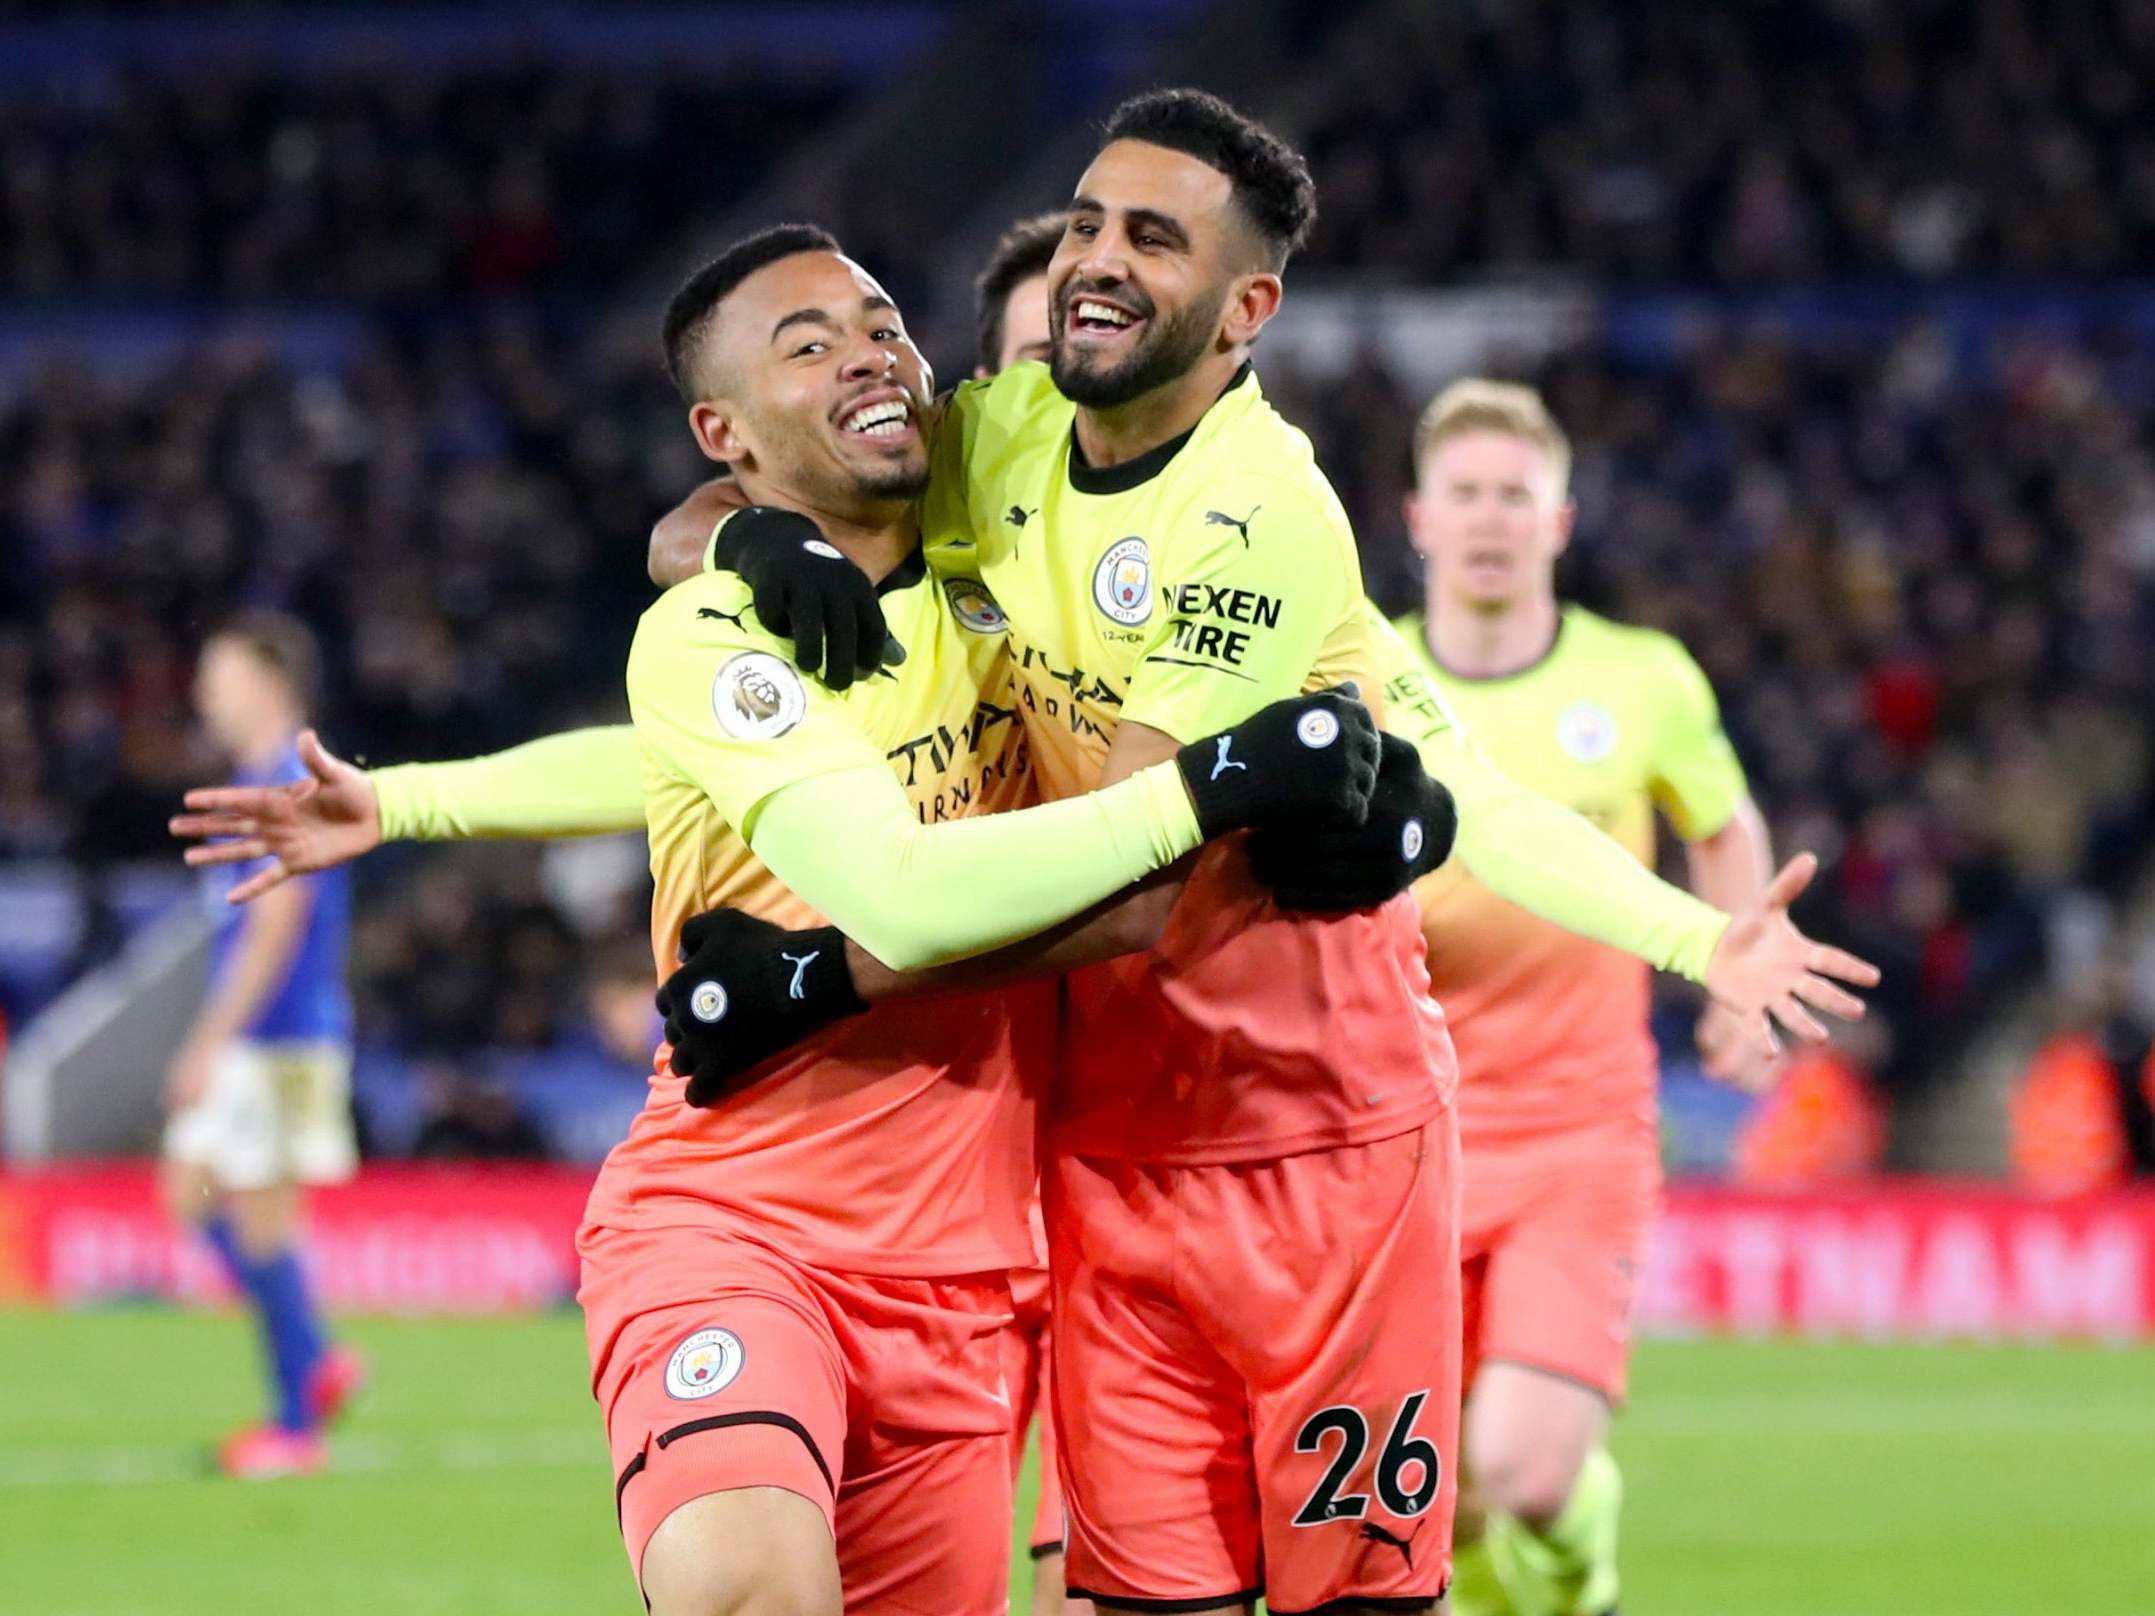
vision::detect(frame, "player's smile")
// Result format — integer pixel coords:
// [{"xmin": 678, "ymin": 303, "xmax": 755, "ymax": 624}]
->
[
  {"xmin": 1060, "ymin": 283, "xmax": 1150, "ymax": 353},
  {"xmin": 831, "ymin": 383, "xmax": 920, "ymax": 451}
]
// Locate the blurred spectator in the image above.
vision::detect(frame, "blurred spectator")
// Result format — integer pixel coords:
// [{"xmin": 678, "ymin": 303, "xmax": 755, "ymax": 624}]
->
[
  {"xmin": 1292, "ymin": 0, "xmax": 2155, "ymax": 284},
  {"xmin": 410, "ymin": 1059, "xmax": 550, "ymax": 1161},
  {"xmin": 351, "ymin": 858, "xmax": 583, "ymax": 1057},
  {"xmin": 2007, "ymin": 960, "xmax": 2152, "ymax": 1188},
  {"xmin": 1731, "ymin": 1046, "xmax": 1889, "ymax": 1188},
  {"xmin": 2008, "ymin": 1030, "xmax": 2131, "ymax": 1194},
  {"xmin": 340, "ymin": 856, "xmax": 652, "ymax": 1159}
]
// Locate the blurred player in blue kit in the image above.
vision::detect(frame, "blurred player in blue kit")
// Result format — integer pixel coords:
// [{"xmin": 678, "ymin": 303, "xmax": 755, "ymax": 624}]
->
[{"xmin": 163, "ymin": 613, "xmax": 365, "ymax": 1477}]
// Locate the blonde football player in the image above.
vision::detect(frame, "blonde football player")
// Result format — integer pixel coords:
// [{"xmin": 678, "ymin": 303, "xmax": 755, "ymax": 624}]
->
[{"xmin": 1397, "ymin": 380, "xmax": 1778, "ymax": 1616}]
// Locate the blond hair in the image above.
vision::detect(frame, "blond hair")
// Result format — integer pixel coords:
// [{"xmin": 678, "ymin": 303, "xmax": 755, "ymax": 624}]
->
[{"xmin": 1412, "ymin": 378, "xmax": 1571, "ymax": 497}]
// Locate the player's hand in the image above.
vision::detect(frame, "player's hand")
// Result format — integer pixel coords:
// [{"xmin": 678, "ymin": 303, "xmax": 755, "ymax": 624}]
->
[
  {"xmin": 1248, "ymin": 732, "xmax": 1456, "ymax": 911},
  {"xmin": 713, "ymin": 506, "xmax": 894, "ymax": 692},
  {"xmin": 656, "ymin": 908, "xmax": 868, "ymax": 1107},
  {"xmin": 164, "ymin": 1034, "xmax": 219, "ymax": 1113},
  {"xmin": 1175, "ymin": 686, "xmax": 1381, "ymax": 838},
  {"xmin": 1696, "ymin": 1000, "xmax": 1783, "ymax": 1092},
  {"xmin": 169, "ymin": 729, "xmax": 381, "ymax": 903},
  {"xmin": 1702, "ymin": 854, "xmax": 1880, "ymax": 1062}
]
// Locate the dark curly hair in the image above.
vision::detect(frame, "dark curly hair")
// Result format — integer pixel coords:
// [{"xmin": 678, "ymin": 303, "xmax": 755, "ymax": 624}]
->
[{"xmin": 1100, "ymin": 88, "xmax": 1316, "ymax": 270}]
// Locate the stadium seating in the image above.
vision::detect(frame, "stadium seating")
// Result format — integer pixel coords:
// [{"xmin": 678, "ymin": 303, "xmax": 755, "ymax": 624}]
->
[{"xmin": 7, "ymin": 2, "xmax": 2155, "ymax": 1156}]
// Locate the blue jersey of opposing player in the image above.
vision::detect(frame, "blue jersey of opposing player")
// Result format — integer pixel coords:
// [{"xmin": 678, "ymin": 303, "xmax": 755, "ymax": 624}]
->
[{"xmin": 203, "ymin": 742, "xmax": 353, "ymax": 1045}]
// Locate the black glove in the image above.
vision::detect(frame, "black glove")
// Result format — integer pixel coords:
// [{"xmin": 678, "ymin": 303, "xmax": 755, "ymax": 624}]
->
[
  {"xmin": 655, "ymin": 909, "xmax": 868, "ymax": 1106},
  {"xmin": 1174, "ymin": 686, "xmax": 1382, "ymax": 839},
  {"xmin": 1249, "ymin": 732, "xmax": 1456, "ymax": 911},
  {"xmin": 713, "ymin": 506, "xmax": 893, "ymax": 691}
]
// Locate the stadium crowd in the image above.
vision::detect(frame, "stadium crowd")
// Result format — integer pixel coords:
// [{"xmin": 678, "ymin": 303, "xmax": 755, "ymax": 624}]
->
[
  {"xmin": 0, "ymin": 61, "xmax": 843, "ymax": 297},
  {"xmin": 1294, "ymin": 0, "xmax": 2155, "ymax": 282},
  {"xmin": 0, "ymin": 320, "xmax": 686, "ymax": 865},
  {"xmin": 7, "ymin": 7, "xmax": 2155, "ymax": 1157},
  {"xmin": 1271, "ymin": 315, "xmax": 2155, "ymax": 1090}
]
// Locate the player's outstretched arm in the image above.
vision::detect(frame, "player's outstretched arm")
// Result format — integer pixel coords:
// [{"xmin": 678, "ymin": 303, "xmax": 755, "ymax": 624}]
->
[
  {"xmin": 365, "ymin": 726, "xmax": 646, "ymax": 842},
  {"xmin": 1411, "ymin": 703, "xmax": 1875, "ymax": 1061},
  {"xmin": 172, "ymin": 726, "xmax": 648, "ymax": 901},
  {"xmin": 170, "ymin": 729, "xmax": 382, "ymax": 904},
  {"xmin": 1700, "ymin": 852, "xmax": 1877, "ymax": 1060},
  {"xmin": 1358, "ymin": 612, "xmax": 1876, "ymax": 1058},
  {"xmin": 705, "ymin": 685, "xmax": 1378, "ymax": 975}
]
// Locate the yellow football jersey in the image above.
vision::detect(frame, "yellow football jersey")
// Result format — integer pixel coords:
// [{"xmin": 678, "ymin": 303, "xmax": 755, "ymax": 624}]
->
[
  {"xmin": 923, "ymin": 360, "xmax": 1452, "ymax": 1165},
  {"xmin": 595, "ymin": 549, "xmax": 1046, "ymax": 1276},
  {"xmin": 627, "ymin": 551, "xmax": 1031, "ymax": 973},
  {"xmin": 1392, "ymin": 604, "xmax": 1748, "ymax": 1140},
  {"xmin": 925, "ymin": 360, "xmax": 1385, "ymax": 795}
]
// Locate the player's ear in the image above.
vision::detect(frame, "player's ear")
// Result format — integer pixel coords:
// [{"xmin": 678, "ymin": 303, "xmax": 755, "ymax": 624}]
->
[
  {"xmin": 1550, "ymin": 498, "xmax": 1578, "ymax": 558},
  {"xmin": 1403, "ymin": 490, "xmax": 1432, "ymax": 557},
  {"xmin": 1219, "ymin": 271, "xmax": 1283, "ymax": 348},
  {"xmin": 689, "ymin": 400, "xmax": 751, "ymax": 468}
]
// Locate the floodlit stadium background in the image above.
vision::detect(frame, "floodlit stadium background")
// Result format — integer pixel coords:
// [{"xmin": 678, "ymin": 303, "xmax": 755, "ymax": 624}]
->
[{"xmin": 1, "ymin": 4, "xmax": 2151, "ymax": 1613}]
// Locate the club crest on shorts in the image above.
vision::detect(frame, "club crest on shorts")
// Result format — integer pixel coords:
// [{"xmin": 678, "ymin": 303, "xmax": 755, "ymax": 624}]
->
[
  {"xmin": 1401, "ymin": 817, "xmax": 1425, "ymax": 862},
  {"xmin": 802, "ymin": 538, "xmax": 843, "ymax": 560},
  {"xmin": 942, "ymin": 576, "xmax": 1008, "ymax": 634},
  {"xmin": 711, "ymin": 652, "xmax": 807, "ymax": 740},
  {"xmin": 1555, "ymin": 701, "xmax": 1620, "ymax": 763},
  {"xmin": 689, "ymin": 980, "xmax": 728, "ymax": 1024},
  {"xmin": 1296, "ymin": 709, "xmax": 1341, "ymax": 749},
  {"xmin": 664, "ymin": 1327, "xmax": 745, "ymax": 1400},
  {"xmin": 1092, "ymin": 537, "xmax": 1152, "ymax": 627}
]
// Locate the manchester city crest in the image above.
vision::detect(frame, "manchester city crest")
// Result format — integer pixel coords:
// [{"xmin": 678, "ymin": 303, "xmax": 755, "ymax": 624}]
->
[
  {"xmin": 664, "ymin": 1326, "xmax": 745, "ymax": 1400},
  {"xmin": 1091, "ymin": 537, "xmax": 1153, "ymax": 627},
  {"xmin": 1556, "ymin": 701, "xmax": 1620, "ymax": 763}
]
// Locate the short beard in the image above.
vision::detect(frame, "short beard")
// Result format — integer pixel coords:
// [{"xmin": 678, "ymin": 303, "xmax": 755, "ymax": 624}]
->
[
  {"xmin": 854, "ymin": 460, "xmax": 930, "ymax": 501},
  {"xmin": 1051, "ymin": 291, "xmax": 1222, "ymax": 410}
]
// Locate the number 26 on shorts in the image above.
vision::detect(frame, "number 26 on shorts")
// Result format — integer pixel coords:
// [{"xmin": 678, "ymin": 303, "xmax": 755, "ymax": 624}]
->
[{"xmin": 1291, "ymin": 1389, "xmax": 1442, "ymax": 1526}]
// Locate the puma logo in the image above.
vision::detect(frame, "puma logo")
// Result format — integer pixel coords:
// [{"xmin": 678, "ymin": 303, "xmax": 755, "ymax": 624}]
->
[
  {"xmin": 697, "ymin": 606, "xmax": 750, "ymax": 629},
  {"xmin": 781, "ymin": 950, "xmax": 819, "ymax": 1001},
  {"xmin": 1360, "ymin": 1518, "xmax": 1422, "ymax": 1567},
  {"xmin": 1209, "ymin": 736, "xmax": 1247, "ymax": 781},
  {"xmin": 1204, "ymin": 506, "xmax": 1259, "ymax": 545},
  {"xmin": 1005, "ymin": 505, "xmax": 1037, "ymax": 528}
]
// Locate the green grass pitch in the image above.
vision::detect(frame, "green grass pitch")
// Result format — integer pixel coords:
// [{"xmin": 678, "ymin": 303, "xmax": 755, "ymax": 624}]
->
[{"xmin": 0, "ymin": 1306, "xmax": 2145, "ymax": 1613}]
